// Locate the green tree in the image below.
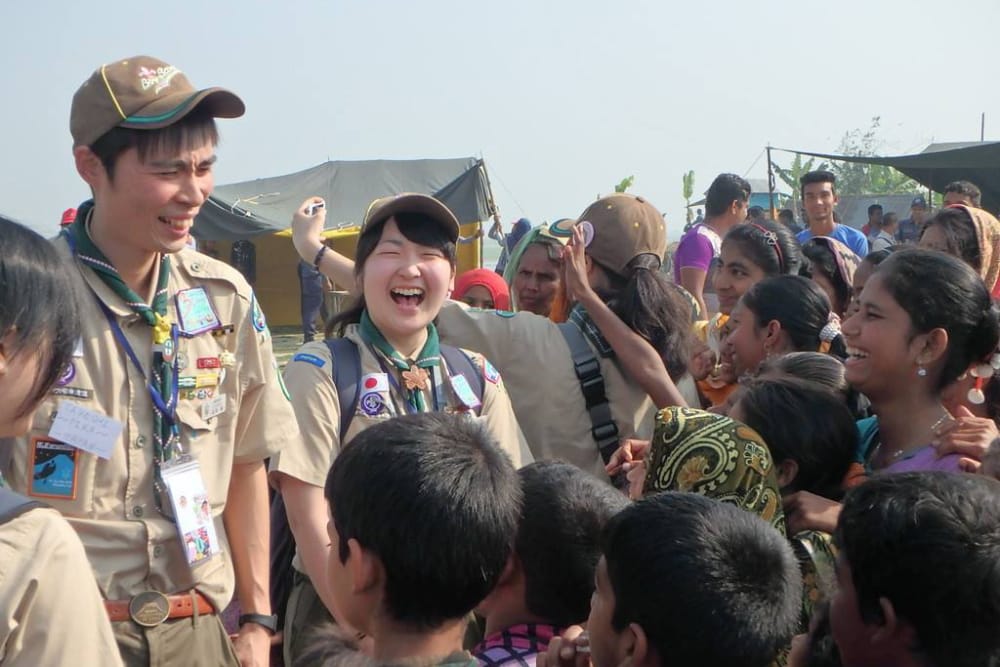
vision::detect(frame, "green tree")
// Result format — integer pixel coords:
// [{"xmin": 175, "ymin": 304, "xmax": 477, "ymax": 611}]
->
[
  {"xmin": 772, "ymin": 153, "xmax": 829, "ymax": 213},
  {"xmin": 614, "ymin": 175, "xmax": 635, "ymax": 193},
  {"xmin": 682, "ymin": 170, "xmax": 695, "ymax": 223},
  {"xmin": 827, "ymin": 117, "xmax": 922, "ymax": 196}
]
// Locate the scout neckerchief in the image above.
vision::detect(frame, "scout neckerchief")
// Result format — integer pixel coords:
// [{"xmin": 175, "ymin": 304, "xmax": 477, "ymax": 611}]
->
[
  {"xmin": 358, "ymin": 310, "xmax": 440, "ymax": 412},
  {"xmin": 569, "ymin": 304, "xmax": 614, "ymax": 358},
  {"xmin": 66, "ymin": 200, "xmax": 178, "ymax": 512}
]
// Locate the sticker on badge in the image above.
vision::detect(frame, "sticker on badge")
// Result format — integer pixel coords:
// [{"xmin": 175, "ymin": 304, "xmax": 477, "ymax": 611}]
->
[
  {"xmin": 176, "ymin": 287, "xmax": 221, "ymax": 336},
  {"xmin": 48, "ymin": 400, "xmax": 123, "ymax": 460},
  {"xmin": 251, "ymin": 295, "xmax": 268, "ymax": 333},
  {"xmin": 293, "ymin": 353, "xmax": 326, "ymax": 368},
  {"xmin": 483, "ymin": 360, "xmax": 501, "ymax": 385},
  {"xmin": 450, "ymin": 375, "xmax": 482, "ymax": 410},
  {"xmin": 161, "ymin": 456, "xmax": 220, "ymax": 566},
  {"xmin": 359, "ymin": 392, "xmax": 386, "ymax": 416},
  {"xmin": 28, "ymin": 437, "xmax": 79, "ymax": 500},
  {"xmin": 201, "ymin": 394, "xmax": 227, "ymax": 421}
]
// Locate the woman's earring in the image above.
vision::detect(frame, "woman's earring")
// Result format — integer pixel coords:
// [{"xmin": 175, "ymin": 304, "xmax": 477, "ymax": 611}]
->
[{"xmin": 917, "ymin": 365, "xmax": 928, "ymax": 377}]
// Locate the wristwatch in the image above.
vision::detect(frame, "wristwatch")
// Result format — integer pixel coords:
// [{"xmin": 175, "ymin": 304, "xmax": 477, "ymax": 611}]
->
[{"xmin": 238, "ymin": 612, "xmax": 279, "ymax": 635}]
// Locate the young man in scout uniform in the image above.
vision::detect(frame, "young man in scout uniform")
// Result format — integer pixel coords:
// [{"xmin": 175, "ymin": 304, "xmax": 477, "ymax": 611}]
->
[{"xmin": 0, "ymin": 55, "xmax": 299, "ymax": 666}]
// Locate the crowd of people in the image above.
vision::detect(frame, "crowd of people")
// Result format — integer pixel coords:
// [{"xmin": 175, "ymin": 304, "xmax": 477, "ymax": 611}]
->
[{"xmin": 0, "ymin": 53, "xmax": 999, "ymax": 667}]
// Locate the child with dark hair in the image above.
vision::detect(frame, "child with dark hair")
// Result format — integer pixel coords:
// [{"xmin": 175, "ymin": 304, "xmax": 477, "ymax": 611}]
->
[
  {"xmin": 475, "ymin": 461, "xmax": 628, "ymax": 667},
  {"xmin": 324, "ymin": 412, "xmax": 522, "ymax": 665},
  {"xmin": 540, "ymin": 492, "xmax": 801, "ymax": 667},
  {"xmin": 724, "ymin": 275, "xmax": 847, "ymax": 378},
  {"xmin": 801, "ymin": 236, "xmax": 861, "ymax": 318},
  {"xmin": 830, "ymin": 472, "xmax": 1000, "ymax": 667}
]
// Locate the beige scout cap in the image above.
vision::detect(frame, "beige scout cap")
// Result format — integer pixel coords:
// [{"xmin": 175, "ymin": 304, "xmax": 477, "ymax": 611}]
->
[
  {"xmin": 568, "ymin": 193, "xmax": 667, "ymax": 277},
  {"xmin": 70, "ymin": 55, "xmax": 245, "ymax": 147},
  {"xmin": 361, "ymin": 193, "xmax": 461, "ymax": 243}
]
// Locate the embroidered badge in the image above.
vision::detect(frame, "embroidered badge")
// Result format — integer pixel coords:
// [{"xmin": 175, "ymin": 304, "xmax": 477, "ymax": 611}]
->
[
  {"xmin": 361, "ymin": 373, "xmax": 389, "ymax": 393},
  {"xmin": 28, "ymin": 438, "xmax": 79, "ymax": 500},
  {"xmin": 251, "ymin": 295, "xmax": 268, "ymax": 333},
  {"xmin": 360, "ymin": 392, "xmax": 385, "ymax": 416},
  {"xmin": 401, "ymin": 366, "xmax": 429, "ymax": 391},
  {"xmin": 292, "ymin": 353, "xmax": 326, "ymax": 368},
  {"xmin": 196, "ymin": 357, "xmax": 220, "ymax": 370},
  {"xmin": 56, "ymin": 362, "xmax": 76, "ymax": 387}
]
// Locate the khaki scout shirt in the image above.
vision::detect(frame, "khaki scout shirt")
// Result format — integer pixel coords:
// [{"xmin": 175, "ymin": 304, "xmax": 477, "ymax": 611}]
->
[
  {"xmin": 0, "ymin": 507, "xmax": 123, "ymax": 666},
  {"xmin": 271, "ymin": 325, "xmax": 532, "ymax": 492},
  {"xmin": 435, "ymin": 301, "xmax": 657, "ymax": 480},
  {"xmin": 0, "ymin": 239, "xmax": 299, "ymax": 612}
]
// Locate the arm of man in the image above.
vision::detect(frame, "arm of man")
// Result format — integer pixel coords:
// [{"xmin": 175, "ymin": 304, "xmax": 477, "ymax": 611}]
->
[{"xmin": 225, "ymin": 461, "xmax": 273, "ymax": 667}]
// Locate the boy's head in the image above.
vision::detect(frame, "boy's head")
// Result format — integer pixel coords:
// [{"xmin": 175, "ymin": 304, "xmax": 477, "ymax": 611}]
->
[
  {"xmin": 588, "ymin": 492, "xmax": 801, "ymax": 667},
  {"xmin": 479, "ymin": 461, "xmax": 628, "ymax": 628},
  {"xmin": 705, "ymin": 173, "xmax": 752, "ymax": 221},
  {"xmin": 324, "ymin": 412, "xmax": 522, "ymax": 634},
  {"xmin": 831, "ymin": 472, "xmax": 1000, "ymax": 667},
  {"xmin": 800, "ymin": 171, "xmax": 838, "ymax": 225}
]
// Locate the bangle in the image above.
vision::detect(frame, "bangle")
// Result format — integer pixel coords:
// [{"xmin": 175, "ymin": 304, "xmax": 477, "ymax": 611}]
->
[{"xmin": 313, "ymin": 245, "xmax": 328, "ymax": 269}]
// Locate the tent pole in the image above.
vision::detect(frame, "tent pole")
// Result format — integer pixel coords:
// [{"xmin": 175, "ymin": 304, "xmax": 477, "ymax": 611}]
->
[
  {"xmin": 982, "ymin": 112, "xmax": 986, "ymax": 142},
  {"xmin": 478, "ymin": 159, "xmax": 505, "ymax": 268},
  {"xmin": 766, "ymin": 145, "xmax": 776, "ymax": 218}
]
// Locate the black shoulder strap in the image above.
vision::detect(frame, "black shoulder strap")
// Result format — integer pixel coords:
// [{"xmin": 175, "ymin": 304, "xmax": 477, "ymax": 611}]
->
[
  {"xmin": 439, "ymin": 345, "xmax": 485, "ymax": 417},
  {"xmin": 0, "ymin": 487, "xmax": 45, "ymax": 524},
  {"xmin": 557, "ymin": 321, "xmax": 620, "ymax": 465},
  {"xmin": 325, "ymin": 337, "xmax": 361, "ymax": 441}
]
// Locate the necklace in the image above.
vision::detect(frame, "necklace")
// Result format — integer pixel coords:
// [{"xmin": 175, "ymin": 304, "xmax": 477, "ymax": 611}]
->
[{"xmin": 873, "ymin": 411, "xmax": 954, "ymax": 466}]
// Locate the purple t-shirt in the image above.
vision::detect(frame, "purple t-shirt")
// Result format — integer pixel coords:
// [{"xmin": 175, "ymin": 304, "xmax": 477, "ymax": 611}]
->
[
  {"xmin": 673, "ymin": 224, "xmax": 721, "ymax": 283},
  {"xmin": 882, "ymin": 445, "xmax": 965, "ymax": 474}
]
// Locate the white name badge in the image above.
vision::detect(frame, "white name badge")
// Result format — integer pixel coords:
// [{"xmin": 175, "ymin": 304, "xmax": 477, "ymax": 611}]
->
[
  {"xmin": 161, "ymin": 455, "xmax": 221, "ymax": 567},
  {"xmin": 48, "ymin": 400, "xmax": 123, "ymax": 459},
  {"xmin": 201, "ymin": 393, "xmax": 227, "ymax": 421}
]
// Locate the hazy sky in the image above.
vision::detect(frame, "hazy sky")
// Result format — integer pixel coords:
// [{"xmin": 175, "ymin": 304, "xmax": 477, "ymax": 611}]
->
[{"xmin": 3, "ymin": 0, "xmax": 998, "ymax": 242}]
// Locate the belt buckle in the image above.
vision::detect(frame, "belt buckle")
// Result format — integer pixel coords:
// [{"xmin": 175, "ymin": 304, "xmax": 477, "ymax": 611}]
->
[{"xmin": 128, "ymin": 591, "xmax": 171, "ymax": 627}]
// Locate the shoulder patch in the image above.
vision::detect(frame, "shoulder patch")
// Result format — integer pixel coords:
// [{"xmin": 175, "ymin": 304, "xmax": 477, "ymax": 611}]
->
[
  {"xmin": 251, "ymin": 294, "xmax": 268, "ymax": 332},
  {"xmin": 292, "ymin": 353, "xmax": 326, "ymax": 368},
  {"xmin": 483, "ymin": 359, "xmax": 501, "ymax": 384}
]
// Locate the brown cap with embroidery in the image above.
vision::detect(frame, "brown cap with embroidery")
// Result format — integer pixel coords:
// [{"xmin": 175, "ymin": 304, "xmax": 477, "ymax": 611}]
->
[
  {"xmin": 361, "ymin": 193, "xmax": 460, "ymax": 242},
  {"xmin": 570, "ymin": 193, "xmax": 667, "ymax": 277},
  {"xmin": 70, "ymin": 55, "xmax": 245, "ymax": 147}
]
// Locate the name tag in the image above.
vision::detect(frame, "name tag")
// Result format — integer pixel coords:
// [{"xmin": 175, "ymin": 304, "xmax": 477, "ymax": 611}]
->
[
  {"xmin": 201, "ymin": 394, "xmax": 227, "ymax": 421},
  {"xmin": 48, "ymin": 400, "xmax": 122, "ymax": 460}
]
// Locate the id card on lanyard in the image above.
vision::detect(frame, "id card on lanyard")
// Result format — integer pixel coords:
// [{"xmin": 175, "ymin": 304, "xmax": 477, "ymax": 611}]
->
[{"xmin": 161, "ymin": 455, "xmax": 221, "ymax": 566}]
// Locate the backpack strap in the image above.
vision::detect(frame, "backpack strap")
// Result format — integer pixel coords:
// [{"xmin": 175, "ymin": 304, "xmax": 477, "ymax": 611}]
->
[
  {"xmin": 439, "ymin": 345, "xmax": 485, "ymax": 417},
  {"xmin": 557, "ymin": 321, "xmax": 620, "ymax": 465},
  {"xmin": 0, "ymin": 487, "xmax": 45, "ymax": 524},
  {"xmin": 325, "ymin": 337, "xmax": 362, "ymax": 441}
]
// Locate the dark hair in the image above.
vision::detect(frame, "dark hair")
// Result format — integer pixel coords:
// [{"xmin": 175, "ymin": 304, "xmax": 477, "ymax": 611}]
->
[
  {"xmin": 944, "ymin": 180, "xmax": 982, "ymax": 207},
  {"xmin": 755, "ymin": 351, "xmax": 868, "ymax": 419},
  {"xmin": 88, "ymin": 109, "xmax": 218, "ymax": 181},
  {"xmin": 880, "ymin": 212, "xmax": 899, "ymax": 228},
  {"xmin": 0, "ymin": 216, "xmax": 81, "ymax": 417},
  {"xmin": 517, "ymin": 461, "xmax": 628, "ymax": 626},
  {"xmin": 801, "ymin": 239, "xmax": 853, "ymax": 316},
  {"xmin": 603, "ymin": 492, "xmax": 801, "ymax": 667},
  {"xmin": 735, "ymin": 378, "xmax": 856, "ymax": 499},
  {"xmin": 326, "ymin": 212, "xmax": 457, "ymax": 336},
  {"xmin": 799, "ymin": 170, "xmax": 837, "ymax": 198},
  {"xmin": 741, "ymin": 275, "xmax": 846, "ymax": 358},
  {"xmin": 597, "ymin": 256, "xmax": 693, "ymax": 379},
  {"xmin": 876, "ymin": 249, "xmax": 999, "ymax": 390},
  {"xmin": 705, "ymin": 173, "xmax": 751, "ymax": 217},
  {"xmin": 777, "ymin": 209, "xmax": 794, "ymax": 222},
  {"xmin": 324, "ymin": 413, "xmax": 521, "ymax": 630},
  {"xmin": 867, "ymin": 204, "xmax": 883, "ymax": 216},
  {"xmin": 723, "ymin": 219, "xmax": 803, "ymax": 276},
  {"xmin": 747, "ymin": 206, "xmax": 765, "ymax": 220},
  {"xmin": 919, "ymin": 207, "xmax": 981, "ymax": 272},
  {"xmin": 837, "ymin": 472, "xmax": 1000, "ymax": 667}
]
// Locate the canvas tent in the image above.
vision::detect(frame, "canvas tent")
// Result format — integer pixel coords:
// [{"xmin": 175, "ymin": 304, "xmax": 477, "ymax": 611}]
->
[
  {"xmin": 778, "ymin": 142, "xmax": 1000, "ymax": 213},
  {"xmin": 193, "ymin": 157, "xmax": 494, "ymax": 326}
]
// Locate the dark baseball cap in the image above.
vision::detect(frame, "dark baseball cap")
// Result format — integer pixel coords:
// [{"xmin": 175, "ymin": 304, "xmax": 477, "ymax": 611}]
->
[
  {"xmin": 361, "ymin": 193, "xmax": 460, "ymax": 242},
  {"xmin": 70, "ymin": 55, "xmax": 245, "ymax": 147},
  {"xmin": 911, "ymin": 194, "xmax": 928, "ymax": 209}
]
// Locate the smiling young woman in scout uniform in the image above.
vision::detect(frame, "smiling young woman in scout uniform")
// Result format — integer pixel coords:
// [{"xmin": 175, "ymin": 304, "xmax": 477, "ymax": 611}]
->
[
  {"xmin": 293, "ymin": 192, "xmax": 693, "ymax": 481},
  {"xmin": 0, "ymin": 56, "xmax": 300, "ymax": 667},
  {"xmin": 0, "ymin": 217, "xmax": 124, "ymax": 667},
  {"xmin": 271, "ymin": 193, "xmax": 531, "ymax": 664}
]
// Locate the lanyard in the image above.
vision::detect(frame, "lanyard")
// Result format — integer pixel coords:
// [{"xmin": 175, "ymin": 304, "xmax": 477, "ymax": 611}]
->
[{"xmin": 97, "ymin": 301, "xmax": 180, "ymax": 428}]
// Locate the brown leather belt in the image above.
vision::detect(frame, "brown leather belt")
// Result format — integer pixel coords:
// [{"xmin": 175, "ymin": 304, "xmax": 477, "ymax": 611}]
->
[{"xmin": 105, "ymin": 590, "xmax": 215, "ymax": 627}]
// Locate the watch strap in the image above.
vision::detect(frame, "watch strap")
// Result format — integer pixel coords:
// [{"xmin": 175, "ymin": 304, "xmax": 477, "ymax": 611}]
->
[{"xmin": 238, "ymin": 612, "xmax": 278, "ymax": 634}]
